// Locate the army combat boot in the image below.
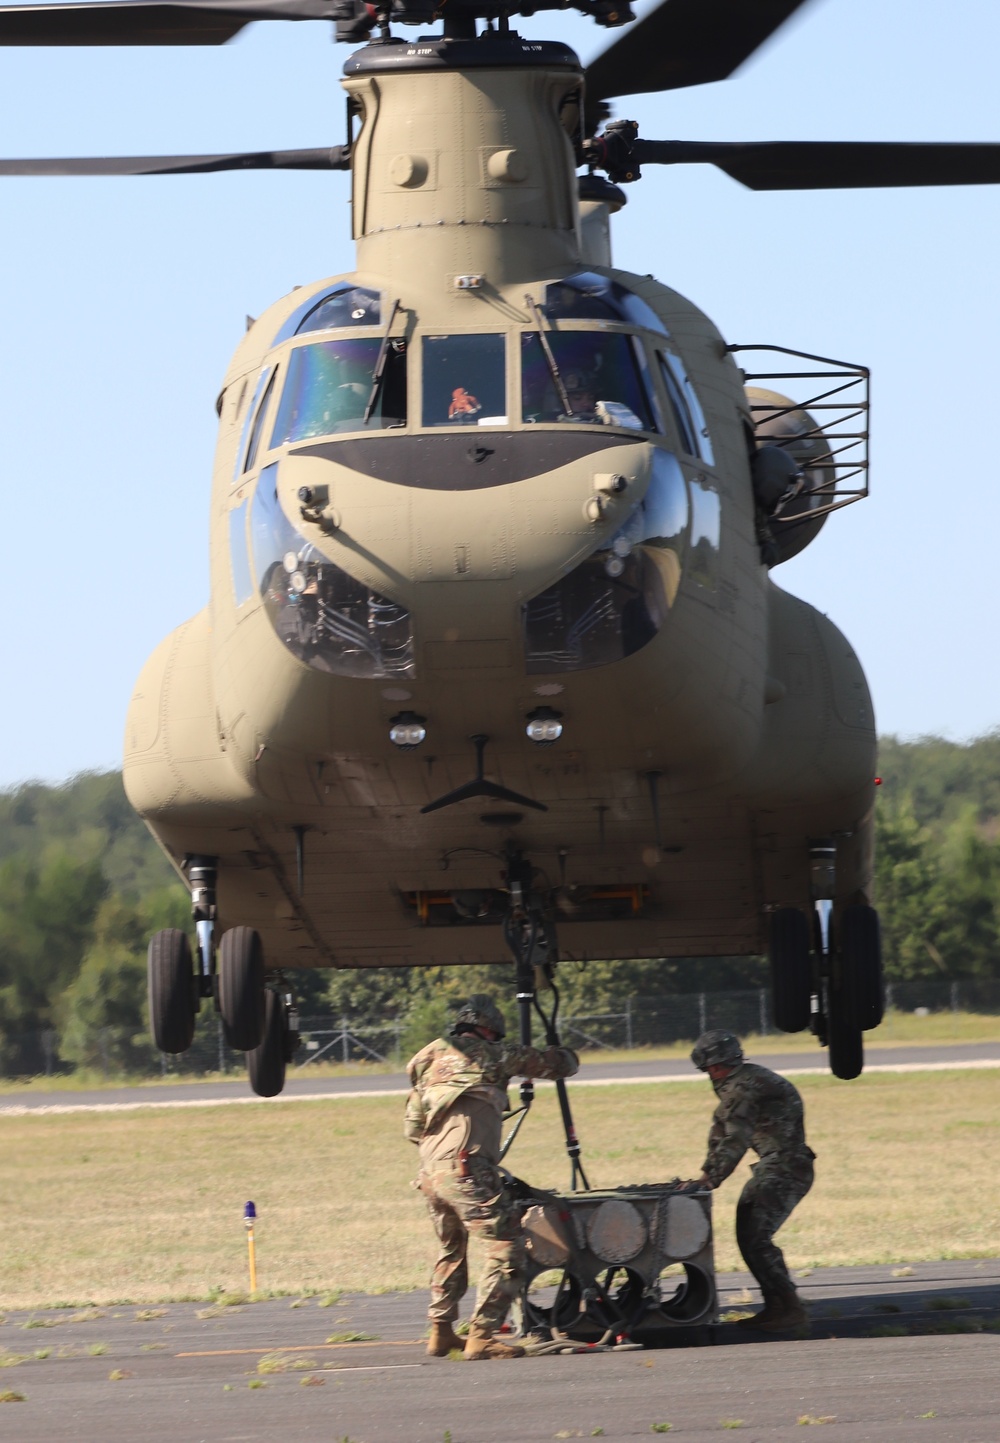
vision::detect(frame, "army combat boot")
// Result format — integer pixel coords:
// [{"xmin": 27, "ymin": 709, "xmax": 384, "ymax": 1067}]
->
[
  {"xmin": 463, "ymin": 1326, "xmax": 525, "ymax": 1360},
  {"xmin": 756, "ymin": 1290, "xmax": 808, "ymax": 1333},
  {"xmin": 427, "ymin": 1322, "xmax": 464, "ymax": 1357}
]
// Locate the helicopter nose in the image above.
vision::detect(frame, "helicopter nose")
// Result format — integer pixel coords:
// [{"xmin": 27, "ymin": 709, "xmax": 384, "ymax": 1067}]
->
[{"xmin": 275, "ymin": 434, "xmax": 654, "ymax": 590}]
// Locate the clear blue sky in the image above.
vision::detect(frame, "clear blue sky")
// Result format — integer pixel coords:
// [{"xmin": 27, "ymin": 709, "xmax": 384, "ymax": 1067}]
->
[{"xmin": 1, "ymin": 0, "xmax": 998, "ymax": 787}]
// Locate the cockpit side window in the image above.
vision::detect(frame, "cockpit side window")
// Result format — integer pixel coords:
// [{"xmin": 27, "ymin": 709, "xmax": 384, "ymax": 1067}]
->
[
  {"xmin": 243, "ymin": 367, "xmax": 277, "ymax": 473},
  {"xmin": 656, "ymin": 350, "xmax": 715, "ymax": 465},
  {"xmin": 233, "ymin": 366, "xmax": 272, "ymax": 480},
  {"xmin": 522, "ymin": 331, "xmax": 655, "ymax": 432},
  {"xmin": 269, "ymin": 338, "xmax": 407, "ymax": 445},
  {"xmin": 422, "ymin": 334, "xmax": 507, "ymax": 427}
]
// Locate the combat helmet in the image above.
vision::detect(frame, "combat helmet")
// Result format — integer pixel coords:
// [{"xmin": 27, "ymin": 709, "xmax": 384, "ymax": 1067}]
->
[
  {"xmin": 691, "ymin": 1030, "xmax": 744, "ymax": 1071},
  {"xmin": 452, "ymin": 994, "xmax": 506, "ymax": 1039}
]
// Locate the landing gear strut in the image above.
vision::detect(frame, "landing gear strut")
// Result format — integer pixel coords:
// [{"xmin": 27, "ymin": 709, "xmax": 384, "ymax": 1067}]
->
[
  {"xmin": 809, "ymin": 839, "xmax": 865, "ymax": 1080},
  {"xmin": 499, "ymin": 848, "xmax": 590, "ymax": 1192},
  {"xmin": 147, "ymin": 852, "xmax": 219, "ymax": 1055},
  {"xmin": 189, "ymin": 857, "xmax": 218, "ymax": 1003}
]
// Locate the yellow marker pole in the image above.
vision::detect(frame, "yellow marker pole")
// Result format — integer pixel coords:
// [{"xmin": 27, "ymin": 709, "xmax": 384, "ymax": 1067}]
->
[{"xmin": 244, "ymin": 1201, "xmax": 258, "ymax": 1294}]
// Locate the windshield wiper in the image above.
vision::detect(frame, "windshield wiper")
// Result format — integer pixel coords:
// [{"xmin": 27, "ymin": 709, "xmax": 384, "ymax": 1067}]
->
[
  {"xmin": 363, "ymin": 298, "xmax": 401, "ymax": 425},
  {"xmin": 525, "ymin": 293, "xmax": 573, "ymax": 418}
]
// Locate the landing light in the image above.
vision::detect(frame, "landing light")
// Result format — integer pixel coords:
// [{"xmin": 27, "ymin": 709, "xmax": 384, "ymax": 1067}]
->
[
  {"xmin": 526, "ymin": 706, "xmax": 563, "ymax": 745},
  {"xmin": 389, "ymin": 711, "xmax": 427, "ymax": 750}
]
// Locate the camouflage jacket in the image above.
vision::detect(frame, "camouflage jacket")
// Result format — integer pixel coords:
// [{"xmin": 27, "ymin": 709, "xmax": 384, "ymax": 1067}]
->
[
  {"xmin": 404, "ymin": 1033, "xmax": 578, "ymax": 1144},
  {"xmin": 701, "ymin": 1061, "xmax": 815, "ymax": 1188}
]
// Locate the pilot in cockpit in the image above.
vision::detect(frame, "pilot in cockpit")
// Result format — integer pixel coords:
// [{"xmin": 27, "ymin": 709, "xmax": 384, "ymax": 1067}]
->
[
  {"xmin": 448, "ymin": 386, "xmax": 482, "ymax": 422},
  {"xmin": 560, "ymin": 370, "xmax": 599, "ymax": 422}
]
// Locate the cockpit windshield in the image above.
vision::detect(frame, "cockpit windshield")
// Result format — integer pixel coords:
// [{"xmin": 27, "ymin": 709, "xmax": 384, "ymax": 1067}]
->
[
  {"xmin": 269, "ymin": 338, "xmax": 407, "ymax": 445},
  {"xmin": 272, "ymin": 283, "xmax": 382, "ymax": 345},
  {"xmin": 295, "ymin": 285, "xmax": 381, "ymax": 335},
  {"xmin": 422, "ymin": 334, "xmax": 507, "ymax": 427},
  {"xmin": 521, "ymin": 331, "xmax": 655, "ymax": 431},
  {"xmin": 544, "ymin": 273, "xmax": 669, "ymax": 336}
]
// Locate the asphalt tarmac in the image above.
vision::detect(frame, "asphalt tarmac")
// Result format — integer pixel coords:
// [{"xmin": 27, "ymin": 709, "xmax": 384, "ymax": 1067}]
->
[
  {"xmin": 3, "ymin": 1261, "xmax": 998, "ymax": 1442},
  {"xmin": 2, "ymin": 1041, "xmax": 998, "ymax": 1113}
]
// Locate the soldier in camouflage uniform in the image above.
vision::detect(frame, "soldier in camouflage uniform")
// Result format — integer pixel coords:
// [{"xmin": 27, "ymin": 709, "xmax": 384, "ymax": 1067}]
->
[
  {"xmin": 685, "ymin": 1030, "xmax": 815, "ymax": 1331},
  {"xmin": 405, "ymin": 994, "xmax": 578, "ymax": 1360}
]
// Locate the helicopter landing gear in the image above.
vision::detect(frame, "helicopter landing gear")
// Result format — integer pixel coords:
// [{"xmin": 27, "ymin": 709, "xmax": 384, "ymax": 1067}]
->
[
  {"xmin": 768, "ymin": 907, "xmax": 812, "ymax": 1033},
  {"xmin": 807, "ymin": 840, "xmax": 862, "ymax": 1077},
  {"xmin": 218, "ymin": 925, "xmax": 266, "ymax": 1052},
  {"xmin": 147, "ymin": 928, "xmax": 197, "ymax": 1054},
  {"xmin": 805, "ymin": 839, "xmax": 884, "ymax": 1081},
  {"xmin": 247, "ymin": 983, "xmax": 300, "ymax": 1097},
  {"xmin": 840, "ymin": 903, "xmax": 885, "ymax": 1031},
  {"xmin": 499, "ymin": 849, "xmax": 590, "ymax": 1192},
  {"xmin": 147, "ymin": 852, "xmax": 219, "ymax": 1055}
]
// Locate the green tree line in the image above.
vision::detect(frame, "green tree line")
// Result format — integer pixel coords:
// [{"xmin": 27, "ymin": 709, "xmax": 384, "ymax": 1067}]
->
[{"xmin": 0, "ymin": 734, "xmax": 997, "ymax": 1075}]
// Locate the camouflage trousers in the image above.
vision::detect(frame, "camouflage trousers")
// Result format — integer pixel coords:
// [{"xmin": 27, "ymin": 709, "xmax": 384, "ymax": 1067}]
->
[
  {"xmin": 735, "ymin": 1162, "xmax": 814, "ymax": 1303},
  {"xmin": 418, "ymin": 1158, "xmax": 526, "ymax": 1335}
]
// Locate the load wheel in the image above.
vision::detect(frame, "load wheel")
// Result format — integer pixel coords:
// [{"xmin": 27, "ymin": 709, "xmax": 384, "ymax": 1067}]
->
[
  {"xmin": 247, "ymin": 987, "xmax": 287, "ymax": 1098},
  {"xmin": 148, "ymin": 929, "xmax": 196, "ymax": 1054},
  {"xmin": 840, "ymin": 904, "xmax": 884, "ymax": 1030},
  {"xmin": 218, "ymin": 926, "xmax": 266, "ymax": 1052},
  {"xmin": 769, "ymin": 908, "xmax": 812, "ymax": 1032}
]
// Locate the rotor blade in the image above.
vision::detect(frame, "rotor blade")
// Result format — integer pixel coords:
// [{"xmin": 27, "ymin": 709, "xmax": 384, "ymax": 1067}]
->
[
  {"xmin": 631, "ymin": 139, "xmax": 1000, "ymax": 190},
  {"xmin": 0, "ymin": 145, "xmax": 349, "ymax": 174},
  {"xmin": 0, "ymin": 0, "xmax": 335, "ymax": 46},
  {"xmin": 585, "ymin": 0, "xmax": 810, "ymax": 116}
]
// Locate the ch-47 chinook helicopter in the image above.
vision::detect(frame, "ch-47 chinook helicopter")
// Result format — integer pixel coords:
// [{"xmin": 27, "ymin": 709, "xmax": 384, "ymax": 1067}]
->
[{"xmin": 6, "ymin": 0, "xmax": 1000, "ymax": 1103}]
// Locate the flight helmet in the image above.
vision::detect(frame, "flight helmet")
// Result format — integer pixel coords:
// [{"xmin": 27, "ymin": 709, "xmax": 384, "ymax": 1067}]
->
[
  {"xmin": 691, "ymin": 1030, "xmax": 744, "ymax": 1071},
  {"xmin": 452, "ymin": 994, "xmax": 506, "ymax": 1039}
]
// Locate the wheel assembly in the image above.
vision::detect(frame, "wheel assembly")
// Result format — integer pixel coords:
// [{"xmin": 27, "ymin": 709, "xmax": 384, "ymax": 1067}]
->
[
  {"xmin": 248, "ymin": 987, "xmax": 288, "ymax": 1097},
  {"xmin": 768, "ymin": 907, "xmax": 812, "ymax": 1032},
  {"xmin": 826, "ymin": 1001, "xmax": 864, "ymax": 1080},
  {"xmin": 826, "ymin": 922, "xmax": 864, "ymax": 1081},
  {"xmin": 218, "ymin": 926, "xmax": 266, "ymax": 1051},
  {"xmin": 839, "ymin": 903, "xmax": 884, "ymax": 1030},
  {"xmin": 147, "ymin": 928, "xmax": 196, "ymax": 1054}
]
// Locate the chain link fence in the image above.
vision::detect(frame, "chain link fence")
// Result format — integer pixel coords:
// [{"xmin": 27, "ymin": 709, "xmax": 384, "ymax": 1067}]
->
[{"xmin": 3, "ymin": 977, "xmax": 998, "ymax": 1082}]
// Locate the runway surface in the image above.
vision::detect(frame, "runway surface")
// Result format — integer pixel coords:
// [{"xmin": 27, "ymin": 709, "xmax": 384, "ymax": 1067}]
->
[
  {"xmin": 3, "ymin": 1260, "xmax": 998, "ymax": 1441},
  {"xmin": 2, "ymin": 1041, "xmax": 998, "ymax": 1114}
]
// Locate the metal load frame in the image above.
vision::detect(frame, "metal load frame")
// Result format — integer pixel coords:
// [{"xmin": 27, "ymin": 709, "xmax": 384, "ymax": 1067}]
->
[{"xmin": 515, "ymin": 1180, "xmax": 717, "ymax": 1346}]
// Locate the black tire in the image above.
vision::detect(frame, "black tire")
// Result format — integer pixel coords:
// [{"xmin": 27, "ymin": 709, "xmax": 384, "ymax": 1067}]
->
[
  {"xmin": 218, "ymin": 926, "xmax": 266, "ymax": 1052},
  {"xmin": 769, "ymin": 908, "xmax": 813, "ymax": 1032},
  {"xmin": 148, "ymin": 929, "xmax": 196, "ymax": 1054},
  {"xmin": 827, "ymin": 1008, "xmax": 864, "ymax": 1080},
  {"xmin": 247, "ymin": 987, "xmax": 287, "ymax": 1098},
  {"xmin": 840, "ymin": 904, "xmax": 884, "ymax": 1030}
]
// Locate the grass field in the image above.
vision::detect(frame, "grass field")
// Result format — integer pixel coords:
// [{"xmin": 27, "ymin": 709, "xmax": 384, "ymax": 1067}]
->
[{"xmin": 1, "ymin": 1068, "xmax": 997, "ymax": 1312}]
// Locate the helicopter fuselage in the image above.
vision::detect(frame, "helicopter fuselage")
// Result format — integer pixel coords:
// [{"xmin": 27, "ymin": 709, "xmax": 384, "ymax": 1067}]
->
[{"xmin": 123, "ymin": 36, "xmax": 876, "ymax": 970}]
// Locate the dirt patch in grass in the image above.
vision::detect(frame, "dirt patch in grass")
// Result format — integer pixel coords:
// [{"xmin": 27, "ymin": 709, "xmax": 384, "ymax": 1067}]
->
[{"xmin": 1, "ymin": 1069, "xmax": 998, "ymax": 1309}]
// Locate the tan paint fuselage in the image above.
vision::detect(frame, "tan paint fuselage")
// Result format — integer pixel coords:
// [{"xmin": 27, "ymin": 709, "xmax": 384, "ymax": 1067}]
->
[{"xmin": 123, "ymin": 42, "xmax": 876, "ymax": 970}]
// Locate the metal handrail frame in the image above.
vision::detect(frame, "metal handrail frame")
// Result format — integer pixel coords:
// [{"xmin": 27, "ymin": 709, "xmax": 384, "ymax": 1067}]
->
[{"xmin": 727, "ymin": 343, "xmax": 871, "ymax": 524}]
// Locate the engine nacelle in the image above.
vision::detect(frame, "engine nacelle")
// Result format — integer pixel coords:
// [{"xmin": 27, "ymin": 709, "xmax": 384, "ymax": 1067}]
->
[{"xmin": 747, "ymin": 385, "xmax": 834, "ymax": 565}]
